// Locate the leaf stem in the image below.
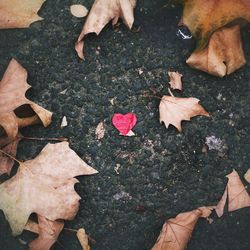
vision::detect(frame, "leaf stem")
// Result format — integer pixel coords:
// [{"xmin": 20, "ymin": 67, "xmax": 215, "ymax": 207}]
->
[{"xmin": 0, "ymin": 149, "xmax": 21, "ymax": 164}]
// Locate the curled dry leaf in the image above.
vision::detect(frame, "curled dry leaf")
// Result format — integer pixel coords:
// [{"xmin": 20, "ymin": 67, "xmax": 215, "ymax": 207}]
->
[
  {"xmin": 95, "ymin": 121, "xmax": 105, "ymax": 140},
  {"xmin": 70, "ymin": 4, "xmax": 88, "ymax": 18},
  {"xmin": 0, "ymin": 142, "xmax": 98, "ymax": 236},
  {"xmin": 216, "ymin": 169, "xmax": 250, "ymax": 217},
  {"xmin": 180, "ymin": 0, "xmax": 250, "ymax": 50},
  {"xmin": 25, "ymin": 215, "xmax": 64, "ymax": 250},
  {"xmin": 159, "ymin": 96, "xmax": 209, "ymax": 132},
  {"xmin": 61, "ymin": 116, "xmax": 68, "ymax": 128},
  {"xmin": 186, "ymin": 25, "xmax": 246, "ymax": 77},
  {"xmin": 77, "ymin": 228, "xmax": 90, "ymax": 250},
  {"xmin": 168, "ymin": 71, "xmax": 183, "ymax": 90},
  {"xmin": 152, "ymin": 207, "xmax": 213, "ymax": 250},
  {"xmin": 75, "ymin": 0, "xmax": 137, "ymax": 59},
  {"xmin": 0, "ymin": 0, "xmax": 46, "ymax": 29}
]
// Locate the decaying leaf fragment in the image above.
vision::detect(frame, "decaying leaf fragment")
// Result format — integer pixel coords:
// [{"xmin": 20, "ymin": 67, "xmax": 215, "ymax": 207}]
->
[
  {"xmin": 152, "ymin": 207, "xmax": 213, "ymax": 250},
  {"xmin": 186, "ymin": 25, "xmax": 246, "ymax": 77},
  {"xmin": 168, "ymin": 71, "xmax": 183, "ymax": 90},
  {"xmin": 75, "ymin": 0, "xmax": 137, "ymax": 59},
  {"xmin": 77, "ymin": 228, "xmax": 90, "ymax": 250},
  {"xmin": 159, "ymin": 96, "xmax": 209, "ymax": 132},
  {"xmin": 216, "ymin": 169, "xmax": 250, "ymax": 217},
  {"xmin": 0, "ymin": 142, "xmax": 98, "ymax": 236},
  {"xmin": 0, "ymin": 0, "xmax": 46, "ymax": 29},
  {"xmin": 95, "ymin": 121, "xmax": 105, "ymax": 140},
  {"xmin": 25, "ymin": 215, "xmax": 64, "ymax": 250},
  {"xmin": 70, "ymin": 4, "xmax": 88, "ymax": 18}
]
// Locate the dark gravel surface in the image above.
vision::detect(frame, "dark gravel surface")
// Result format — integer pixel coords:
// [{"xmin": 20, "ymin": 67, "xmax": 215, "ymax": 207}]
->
[{"xmin": 0, "ymin": 0, "xmax": 250, "ymax": 249}]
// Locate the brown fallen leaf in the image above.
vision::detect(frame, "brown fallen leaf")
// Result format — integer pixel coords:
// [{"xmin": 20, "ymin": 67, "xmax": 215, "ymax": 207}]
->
[
  {"xmin": 186, "ymin": 25, "xmax": 246, "ymax": 77},
  {"xmin": 95, "ymin": 121, "xmax": 105, "ymax": 140},
  {"xmin": 152, "ymin": 207, "xmax": 213, "ymax": 250},
  {"xmin": 159, "ymin": 95, "xmax": 209, "ymax": 132},
  {"xmin": 180, "ymin": 0, "xmax": 250, "ymax": 50},
  {"xmin": 77, "ymin": 228, "xmax": 90, "ymax": 250},
  {"xmin": 25, "ymin": 215, "xmax": 64, "ymax": 250},
  {"xmin": 168, "ymin": 71, "xmax": 183, "ymax": 90},
  {"xmin": 216, "ymin": 169, "xmax": 250, "ymax": 217},
  {"xmin": 0, "ymin": 142, "xmax": 98, "ymax": 236},
  {"xmin": 0, "ymin": 59, "xmax": 52, "ymax": 142},
  {"xmin": 0, "ymin": 0, "xmax": 46, "ymax": 29},
  {"xmin": 75, "ymin": 0, "xmax": 137, "ymax": 59}
]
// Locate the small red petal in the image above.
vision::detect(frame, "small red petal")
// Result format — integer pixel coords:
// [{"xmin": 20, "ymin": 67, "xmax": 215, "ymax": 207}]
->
[{"xmin": 112, "ymin": 113, "xmax": 137, "ymax": 136}]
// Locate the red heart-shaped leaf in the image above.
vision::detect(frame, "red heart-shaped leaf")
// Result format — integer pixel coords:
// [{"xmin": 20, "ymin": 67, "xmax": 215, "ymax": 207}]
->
[{"xmin": 112, "ymin": 113, "xmax": 137, "ymax": 136}]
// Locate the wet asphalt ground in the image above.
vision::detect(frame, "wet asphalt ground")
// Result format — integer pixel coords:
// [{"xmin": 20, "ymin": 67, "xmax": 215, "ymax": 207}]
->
[{"xmin": 0, "ymin": 0, "xmax": 249, "ymax": 249}]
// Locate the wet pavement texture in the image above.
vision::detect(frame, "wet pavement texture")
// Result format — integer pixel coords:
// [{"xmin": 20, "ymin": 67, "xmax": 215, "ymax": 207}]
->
[{"xmin": 0, "ymin": 0, "xmax": 249, "ymax": 249}]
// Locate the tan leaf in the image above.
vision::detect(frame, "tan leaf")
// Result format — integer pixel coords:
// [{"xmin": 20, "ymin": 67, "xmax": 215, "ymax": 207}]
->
[
  {"xmin": 95, "ymin": 121, "xmax": 105, "ymax": 140},
  {"xmin": 70, "ymin": 4, "xmax": 88, "ymax": 18},
  {"xmin": 0, "ymin": 142, "xmax": 98, "ymax": 236},
  {"xmin": 0, "ymin": 0, "xmax": 46, "ymax": 29},
  {"xmin": 152, "ymin": 207, "xmax": 213, "ymax": 250},
  {"xmin": 168, "ymin": 71, "xmax": 183, "ymax": 90},
  {"xmin": 0, "ymin": 59, "xmax": 52, "ymax": 141},
  {"xmin": 75, "ymin": 0, "xmax": 137, "ymax": 59},
  {"xmin": 180, "ymin": 0, "xmax": 250, "ymax": 50},
  {"xmin": 244, "ymin": 169, "xmax": 250, "ymax": 183},
  {"xmin": 0, "ymin": 136, "xmax": 21, "ymax": 176},
  {"xmin": 159, "ymin": 96, "xmax": 209, "ymax": 132},
  {"xmin": 186, "ymin": 25, "xmax": 246, "ymax": 77},
  {"xmin": 216, "ymin": 169, "xmax": 250, "ymax": 217},
  {"xmin": 77, "ymin": 228, "xmax": 90, "ymax": 250},
  {"xmin": 25, "ymin": 215, "xmax": 64, "ymax": 250}
]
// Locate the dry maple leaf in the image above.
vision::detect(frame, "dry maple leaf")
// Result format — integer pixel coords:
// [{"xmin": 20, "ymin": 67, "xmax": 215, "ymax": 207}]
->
[
  {"xmin": 168, "ymin": 71, "xmax": 183, "ymax": 90},
  {"xmin": 180, "ymin": 0, "xmax": 250, "ymax": 50},
  {"xmin": 0, "ymin": 142, "xmax": 98, "ymax": 236},
  {"xmin": 0, "ymin": 59, "xmax": 52, "ymax": 142},
  {"xmin": 159, "ymin": 96, "xmax": 209, "ymax": 132},
  {"xmin": 152, "ymin": 207, "xmax": 213, "ymax": 250},
  {"xmin": 216, "ymin": 169, "xmax": 250, "ymax": 217},
  {"xmin": 0, "ymin": 0, "xmax": 46, "ymax": 29},
  {"xmin": 25, "ymin": 215, "xmax": 64, "ymax": 250},
  {"xmin": 186, "ymin": 25, "xmax": 246, "ymax": 77},
  {"xmin": 75, "ymin": 0, "xmax": 137, "ymax": 59}
]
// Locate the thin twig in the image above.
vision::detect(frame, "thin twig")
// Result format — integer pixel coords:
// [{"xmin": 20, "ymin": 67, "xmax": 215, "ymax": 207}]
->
[
  {"xmin": 20, "ymin": 136, "xmax": 68, "ymax": 142},
  {"xmin": 0, "ymin": 149, "xmax": 22, "ymax": 164}
]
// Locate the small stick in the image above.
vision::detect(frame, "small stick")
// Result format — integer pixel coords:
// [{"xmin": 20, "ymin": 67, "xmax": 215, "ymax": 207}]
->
[
  {"xmin": 20, "ymin": 136, "xmax": 68, "ymax": 142},
  {"xmin": 0, "ymin": 149, "xmax": 22, "ymax": 164}
]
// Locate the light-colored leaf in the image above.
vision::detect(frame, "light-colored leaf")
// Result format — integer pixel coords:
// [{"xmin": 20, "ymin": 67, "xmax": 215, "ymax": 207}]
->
[
  {"xmin": 0, "ymin": 0, "xmax": 46, "ymax": 29},
  {"xmin": 0, "ymin": 142, "xmax": 98, "ymax": 236},
  {"xmin": 186, "ymin": 25, "xmax": 246, "ymax": 77},
  {"xmin": 152, "ymin": 207, "xmax": 213, "ymax": 250},
  {"xmin": 95, "ymin": 121, "xmax": 105, "ymax": 140},
  {"xmin": 159, "ymin": 96, "xmax": 209, "ymax": 132},
  {"xmin": 168, "ymin": 71, "xmax": 183, "ymax": 90},
  {"xmin": 75, "ymin": 0, "xmax": 137, "ymax": 59}
]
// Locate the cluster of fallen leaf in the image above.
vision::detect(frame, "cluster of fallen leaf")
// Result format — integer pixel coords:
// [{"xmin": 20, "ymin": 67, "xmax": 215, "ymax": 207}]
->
[
  {"xmin": 0, "ymin": 60, "xmax": 97, "ymax": 249},
  {"xmin": 152, "ymin": 170, "xmax": 250, "ymax": 250},
  {"xmin": 0, "ymin": 0, "xmax": 250, "ymax": 249}
]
